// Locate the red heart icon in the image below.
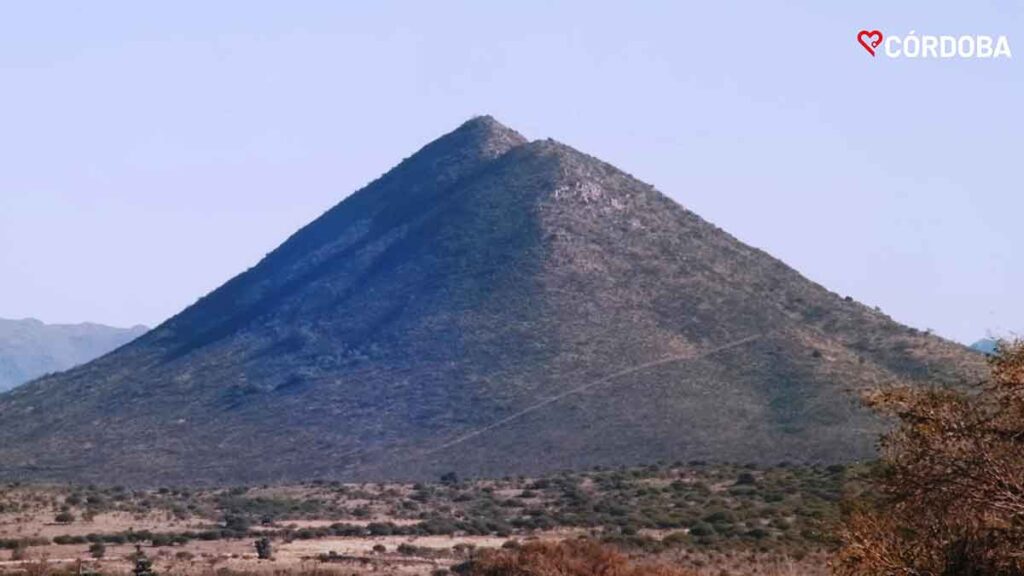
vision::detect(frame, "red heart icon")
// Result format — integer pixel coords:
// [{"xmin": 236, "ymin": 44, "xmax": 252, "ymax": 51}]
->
[{"xmin": 858, "ymin": 30, "xmax": 884, "ymax": 57}]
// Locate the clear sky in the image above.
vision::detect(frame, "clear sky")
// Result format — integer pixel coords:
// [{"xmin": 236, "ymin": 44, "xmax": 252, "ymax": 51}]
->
[{"xmin": 1, "ymin": 1, "xmax": 1020, "ymax": 344}]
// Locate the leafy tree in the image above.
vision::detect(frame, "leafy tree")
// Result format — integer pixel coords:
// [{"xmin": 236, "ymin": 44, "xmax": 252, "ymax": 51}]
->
[
  {"xmin": 735, "ymin": 472, "xmax": 757, "ymax": 485},
  {"xmin": 254, "ymin": 536, "xmax": 273, "ymax": 560},
  {"xmin": 89, "ymin": 542, "xmax": 106, "ymax": 559},
  {"xmin": 223, "ymin": 514, "xmax": 251, "ymax": 533},
  {"xmin": 132, "ymin": 545, "xmax": 157, "ymax": 576},
  {"xmin": 835, "ymin": 341, "xmax": 1024, "ymax": 575},
  {"xmin": 54, "ymin": 511, "xmax": 75, "ymax": 524}
]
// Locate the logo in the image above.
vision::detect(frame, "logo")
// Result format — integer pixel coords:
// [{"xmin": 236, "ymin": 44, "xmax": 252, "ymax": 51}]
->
[
  {"xmin": 857, "ymin": 30, "xmax": 884, "ymax": 57},
  {"xmin": 857, "ymin": 29, "xmax": 1012, "ymax": 59}
]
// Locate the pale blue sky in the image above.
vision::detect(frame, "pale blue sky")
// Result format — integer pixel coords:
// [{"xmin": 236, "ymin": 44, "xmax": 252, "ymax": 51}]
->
[{"xmin": 1, "ymin": 1, "xmax": 1020, "ymax": 343}]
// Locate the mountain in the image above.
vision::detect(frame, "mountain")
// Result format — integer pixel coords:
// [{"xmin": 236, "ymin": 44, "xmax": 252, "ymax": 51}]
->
[
  {"xmin": 0, "ymin": 117, "xmax": 984, "ymax": 485},
  {"xmin": 971, "ymin": 338, "xmax": 1000, "ymax": 355},
  {"xmin": 0, "ymin": 318, "xmax": 147, "ymax": 392}
]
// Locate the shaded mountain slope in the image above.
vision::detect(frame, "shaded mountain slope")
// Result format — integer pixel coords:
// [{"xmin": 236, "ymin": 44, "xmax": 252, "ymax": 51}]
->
[{"xmin": 0, "ymin": 117, "xmax": 983, "ymax": 485}]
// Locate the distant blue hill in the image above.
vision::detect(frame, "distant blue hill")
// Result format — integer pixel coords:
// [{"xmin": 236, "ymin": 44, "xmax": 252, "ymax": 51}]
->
[
  {"xmin": 0, "ymin": 318, "xmax": 147, "ymax": 392},
  {"xmin": 971, "ymin": 338, "xmax": 999, "ymax": 355}
]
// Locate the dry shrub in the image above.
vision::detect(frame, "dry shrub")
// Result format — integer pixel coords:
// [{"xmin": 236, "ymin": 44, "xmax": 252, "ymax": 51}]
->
[
  {"xmin": 834, "ymin": 340, "xmax": 1024, "ymax": 575},
  {"xmin": 464, "ymin": 539, "xmax": 694, "ymax": 576},
  {"xmin": 20, "ymin": 560, "xmax": 52, "ymax": 576}
]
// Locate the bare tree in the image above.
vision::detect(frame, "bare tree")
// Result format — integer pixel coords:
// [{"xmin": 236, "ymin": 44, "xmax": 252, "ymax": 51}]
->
[{"xmin": 835, "ymin": 341, "xmax": 1024, "ymax": 575}]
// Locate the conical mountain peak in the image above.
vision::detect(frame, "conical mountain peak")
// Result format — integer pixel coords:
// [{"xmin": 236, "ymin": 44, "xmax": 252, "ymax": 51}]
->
[
  {"xmin": 433, "ymin": 115, "xmax": 528, "ymax": 161},
  {"xmin": 456, "ymin": 114, "xmax": 526, "ymax": 141},
  {"xmin": 0, "ymin": 119, "xmax": 984, "ymax": 486}
]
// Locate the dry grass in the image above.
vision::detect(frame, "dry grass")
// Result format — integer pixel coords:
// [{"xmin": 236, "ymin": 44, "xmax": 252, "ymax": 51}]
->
[
  {"xmin": 466, "ymin": 540, "xmax": 696, "ymax": 576},
  {"xmin": 0, "ymin": 461, "xmax": 843, "ymax": 575}
]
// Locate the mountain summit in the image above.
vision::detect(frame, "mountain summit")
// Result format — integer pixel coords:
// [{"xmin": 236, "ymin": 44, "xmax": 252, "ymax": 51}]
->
[{"xmin": 0, "ymin": 117, "xmax": 982, "ymax": 485}]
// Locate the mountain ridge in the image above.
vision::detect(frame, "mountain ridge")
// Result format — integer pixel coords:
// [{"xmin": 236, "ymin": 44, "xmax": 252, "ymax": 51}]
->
[
  {"xmin": 0, "ymin": 318, "xmax": 147, "ymax": 393},
  {"xmin": 0, "ymin": 117, "xmax": 983, "ymax": 485}
]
